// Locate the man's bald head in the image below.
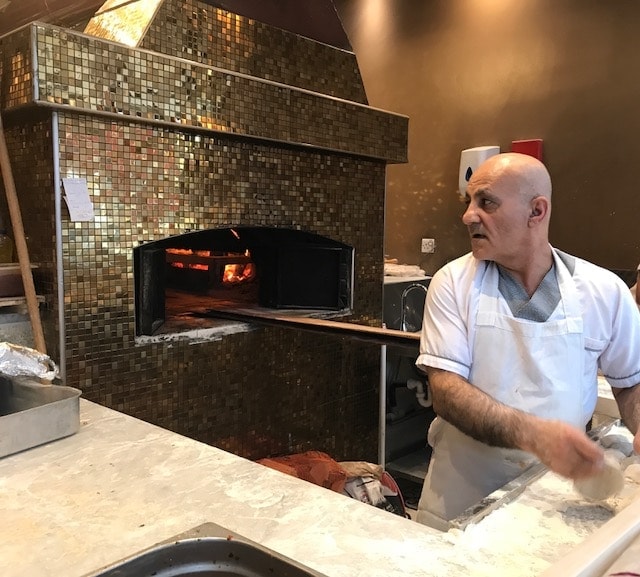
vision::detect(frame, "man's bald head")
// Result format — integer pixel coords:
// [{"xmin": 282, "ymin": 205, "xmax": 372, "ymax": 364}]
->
[{"xmin": 471, "ymin": 152, "xmax": 552, "ymax": 203}]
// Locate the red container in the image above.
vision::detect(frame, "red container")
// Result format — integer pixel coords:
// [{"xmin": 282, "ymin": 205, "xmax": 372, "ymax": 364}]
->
[{"xmin": 511, "ymin": 139, "xmax": 544, "ymax": 161}]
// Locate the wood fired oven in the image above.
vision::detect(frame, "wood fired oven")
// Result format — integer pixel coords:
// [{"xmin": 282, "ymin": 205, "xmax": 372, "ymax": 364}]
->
[{"xmin": 134, "ymin": 226, "xmax": 354, "ymax": 336}]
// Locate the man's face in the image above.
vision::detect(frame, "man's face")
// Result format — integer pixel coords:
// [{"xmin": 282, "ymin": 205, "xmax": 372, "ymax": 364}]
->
[{"xmin": 462, "ymin": 168, "xmax": 532, "ymax": 267}]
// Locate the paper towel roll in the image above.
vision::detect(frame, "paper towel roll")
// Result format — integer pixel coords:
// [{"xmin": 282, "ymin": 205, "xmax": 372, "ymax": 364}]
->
[{"xmin": 458, "ymin": 145, "xmax": 500, "ymax": 198}]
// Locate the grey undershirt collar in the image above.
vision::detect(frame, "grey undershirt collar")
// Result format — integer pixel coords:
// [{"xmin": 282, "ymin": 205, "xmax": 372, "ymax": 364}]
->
[{"xmin": 497, "ymin": 261, "xmax": 561, "ymax": 322}]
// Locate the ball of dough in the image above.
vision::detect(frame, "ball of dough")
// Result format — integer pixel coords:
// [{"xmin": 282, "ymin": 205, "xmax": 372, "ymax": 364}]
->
[
  {"xmin": 604, "ymin": 449, "xmax": 627, "ymax": 463},
  {"xmin": 574, "ymin": 455, "xmax": 624, "ymax": 501}
]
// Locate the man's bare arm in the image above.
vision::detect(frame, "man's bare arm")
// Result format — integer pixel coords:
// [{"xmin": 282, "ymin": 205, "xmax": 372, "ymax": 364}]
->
[
  {"xmin": 426, "ymin": 367, "xmax": 604, "ymax": 479},
  {"xmin": 426, "ymin": 366, "xmax": 528, "ymax": 448}
]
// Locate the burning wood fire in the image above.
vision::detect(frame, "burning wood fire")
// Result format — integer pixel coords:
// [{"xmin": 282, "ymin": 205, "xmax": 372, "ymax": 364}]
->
[
  {"xmin": 166, "ymin": 248, "xmax": 255, "ymax": 285},
  {"xmin": 167, "ymin": 248, "xmax": 210, "ymax": 271},
  {"xmin": 223, "ymin": 261, "xmax": 255, "ymax": 284}
]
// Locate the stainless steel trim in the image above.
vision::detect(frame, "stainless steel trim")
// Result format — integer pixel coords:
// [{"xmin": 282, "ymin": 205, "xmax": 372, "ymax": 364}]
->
[{"xmin": 52, "ymin": 111, "xmax": 66, "ymax": 382}]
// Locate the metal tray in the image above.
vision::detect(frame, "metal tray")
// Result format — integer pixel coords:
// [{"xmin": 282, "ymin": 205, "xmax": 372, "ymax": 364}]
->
[{"xmin": 0, "ymin": 375, "xmax": 81, "ymax": 458}]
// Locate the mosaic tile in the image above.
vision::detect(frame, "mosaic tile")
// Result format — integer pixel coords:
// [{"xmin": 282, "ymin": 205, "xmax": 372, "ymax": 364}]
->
[
  {"xmin": 0, "ymin": 21, "xmax": 407, "ymax": 162},
  {"xmin": 0, "ymin": 6, "xmax": 407, "ymax": 462}
]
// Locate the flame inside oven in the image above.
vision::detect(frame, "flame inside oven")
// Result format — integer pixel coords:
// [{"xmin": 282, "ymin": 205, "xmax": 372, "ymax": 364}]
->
[
  {"xmin": 167, "ymin": 248, "xmax": 210, "ymax": 271},
  {"xmin": 166, "ymin": 248, "xmax": 255, "ymax": 286},
  {"xmin": 223, "ymin": 261, "xmax": 255, "ymax": 284}
]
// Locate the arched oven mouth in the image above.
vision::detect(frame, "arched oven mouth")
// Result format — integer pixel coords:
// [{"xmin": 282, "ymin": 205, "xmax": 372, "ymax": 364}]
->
[{"xmin": 134, "ymin": 226, "xmax": 354, "ymax": 337}]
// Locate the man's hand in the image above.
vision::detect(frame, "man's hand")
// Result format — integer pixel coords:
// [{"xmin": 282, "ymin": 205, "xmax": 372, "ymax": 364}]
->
[{"xmin": 522, "ymin": 419, "xmax": 605, "ymax": 480}]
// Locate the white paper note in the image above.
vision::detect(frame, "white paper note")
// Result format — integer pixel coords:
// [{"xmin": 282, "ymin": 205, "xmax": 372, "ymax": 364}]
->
[{"xmin": 62, "ymin": 178, "xmax": 95, "ymax": 222}]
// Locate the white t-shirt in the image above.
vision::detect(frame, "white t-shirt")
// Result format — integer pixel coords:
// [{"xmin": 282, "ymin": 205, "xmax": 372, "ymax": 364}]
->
[{"xmin": 416, "ymin": 249, "xmax": 640, "ymax": 420}]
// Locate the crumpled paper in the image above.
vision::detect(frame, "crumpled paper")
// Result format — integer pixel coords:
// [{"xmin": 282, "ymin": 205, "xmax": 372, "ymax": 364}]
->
[
  {"xmin": 339, "ymin": 460, "xmax": 383, "ymax": 480},
  {"xmin": 258, "ymin": 450, "xmax": 347, "ymax": 493},
  {"xmin": 0, "ymin": 342, "xmax": 59, "ymax": 381}
]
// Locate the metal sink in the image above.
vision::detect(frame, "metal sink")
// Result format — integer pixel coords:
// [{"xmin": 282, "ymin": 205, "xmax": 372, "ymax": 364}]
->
[{"xmin": 84, "ymin": 522, "xmax": 327, "ymax": 577}]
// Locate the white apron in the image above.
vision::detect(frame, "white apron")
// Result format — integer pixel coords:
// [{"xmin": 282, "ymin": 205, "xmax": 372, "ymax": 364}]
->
[{"xmin": 416, "ymin": 252, "xmax": 587, "ymax": 529}]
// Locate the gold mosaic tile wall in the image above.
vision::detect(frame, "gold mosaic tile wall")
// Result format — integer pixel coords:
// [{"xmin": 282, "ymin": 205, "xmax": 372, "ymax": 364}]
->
[
  {"xmin": 139, "ymin": 0, "xmax": 369, "ymax": 104},
  {"xmin": 56, "ymin": 113, "xmax": 385, "ymax": 460},
  {"xmin": 0, "ymin": 13, "xmax": 408, "ymax": 462},
  {"xmin": 0, "ymin": 108, "xmax": 387, "ymax": 461},
  {"xmin": 18, "ymin": 23, "xmax": 407, "ymax": 162}
]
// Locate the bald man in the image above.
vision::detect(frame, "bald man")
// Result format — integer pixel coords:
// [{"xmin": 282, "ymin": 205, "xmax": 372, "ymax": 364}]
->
[{"xmin": 415, "ymin": 153, "xmax": 640, "ymax": 529}]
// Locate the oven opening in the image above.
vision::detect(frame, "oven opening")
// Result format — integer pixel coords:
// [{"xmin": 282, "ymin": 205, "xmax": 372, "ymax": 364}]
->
[{"xmin": 134, "ymin": 227, "xmax": 354, "ymax": 337}]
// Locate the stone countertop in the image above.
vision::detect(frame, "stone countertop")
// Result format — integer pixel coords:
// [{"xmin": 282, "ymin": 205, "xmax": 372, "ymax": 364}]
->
[{"xmin": 0, "ymin": 399, "xmax": 628, "ymax": 577}]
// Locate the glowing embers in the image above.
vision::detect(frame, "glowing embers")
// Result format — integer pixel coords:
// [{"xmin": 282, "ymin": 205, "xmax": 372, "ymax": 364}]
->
[
  {"xmin": 166, "ymin": 248, "xmax": 210, "ymax": 271},
  {"xmin": 166, "ymin": 248, "xmax": 256, "ymax": 288},
  {"xmin": 223, "ymin": 261, "xmax": 256, "ymax": 285}
]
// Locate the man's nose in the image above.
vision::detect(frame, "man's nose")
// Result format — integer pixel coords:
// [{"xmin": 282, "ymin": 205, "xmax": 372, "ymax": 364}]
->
[{"xmin": 462, "ymin": 204, "xmax": 478, "ymax": 225}]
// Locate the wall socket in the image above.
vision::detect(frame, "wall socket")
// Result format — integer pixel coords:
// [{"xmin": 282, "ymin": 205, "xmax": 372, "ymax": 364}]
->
[{"xmin": 421, "ymin": 238, "xmax": 436, "ymax": 253}]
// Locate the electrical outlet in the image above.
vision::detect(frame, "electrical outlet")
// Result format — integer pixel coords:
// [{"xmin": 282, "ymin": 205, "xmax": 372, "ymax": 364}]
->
[{"xmin": 421, "ymin": 238, "xmax": 435, "ymax": 253}]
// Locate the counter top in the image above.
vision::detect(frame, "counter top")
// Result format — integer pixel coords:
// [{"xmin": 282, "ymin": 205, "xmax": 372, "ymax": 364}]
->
[{"xmin": 0, "ymin": 399, "xmax": 632, "ymax": 577}]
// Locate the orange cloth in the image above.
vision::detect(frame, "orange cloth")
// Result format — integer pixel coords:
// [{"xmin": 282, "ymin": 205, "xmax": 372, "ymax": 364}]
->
[{"xmin": 258, "ymin": 450, "xmax": 347, "ymax": 493}]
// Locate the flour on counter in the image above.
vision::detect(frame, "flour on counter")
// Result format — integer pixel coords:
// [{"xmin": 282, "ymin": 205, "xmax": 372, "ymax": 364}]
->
[
  {"xmin": 441, "ymin": 473, "xmax": 615, "ymax": 577},
  {"xmin": 437, "ymin": 423, "xmax": 640, "ymax": 577}
]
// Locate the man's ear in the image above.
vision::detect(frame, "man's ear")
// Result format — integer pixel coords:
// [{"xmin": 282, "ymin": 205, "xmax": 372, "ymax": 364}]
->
[{"xmin": 529, "ymin": 196, "xmax": 548, "ymax": 225}]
